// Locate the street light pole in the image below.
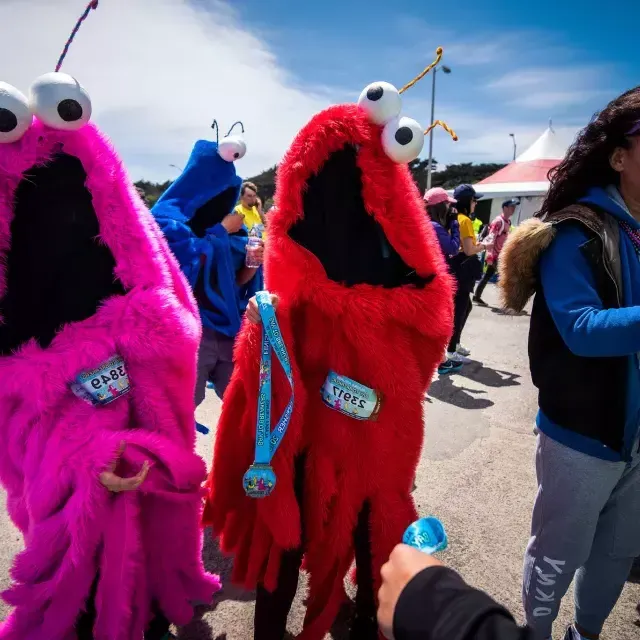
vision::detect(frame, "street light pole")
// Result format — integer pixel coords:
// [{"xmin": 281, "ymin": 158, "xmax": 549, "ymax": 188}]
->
[
  {"xmin": 426, "ymin": 64, "xmax": 451, "ymax": 190},
  {"xmin": 509, "ymin": 133, "xmax": 517, "ymax": 161},
  {"xmin": 426, "ymin": 69, "xmax": 437, "ymax": 190}
]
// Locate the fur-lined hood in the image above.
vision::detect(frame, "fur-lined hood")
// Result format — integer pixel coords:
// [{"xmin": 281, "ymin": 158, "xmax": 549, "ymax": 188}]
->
[{"xmin": 498, "ymin": 204, "xmax": 608, "ymax": 311}]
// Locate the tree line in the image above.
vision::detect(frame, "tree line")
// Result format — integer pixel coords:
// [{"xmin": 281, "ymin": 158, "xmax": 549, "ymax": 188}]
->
[{"xmin": 135, "ymin": 160, "xmax": 505, "ymax": 207}]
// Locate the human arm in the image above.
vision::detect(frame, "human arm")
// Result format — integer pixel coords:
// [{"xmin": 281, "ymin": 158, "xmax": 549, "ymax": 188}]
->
[
  {"xmin": 433, "ymin": 220, "xmax": 461, "ymax": 256},
  {"xmin": 459, "ymin": 216, "xmax": 490, "ymax": 256},
  {"xmin": 378, "ymin": 545, "xmax": 532, "ymax": 640},
  {"xmin": 462, "ymin": 236, "xmax": 490, "ymax": 256},
  {"xmin": 541, "ymin": 223, "xmax": 640, "ymax": 357}
]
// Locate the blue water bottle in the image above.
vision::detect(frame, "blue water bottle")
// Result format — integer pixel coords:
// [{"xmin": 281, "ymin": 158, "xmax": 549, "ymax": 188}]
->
[{"xmin": 403, "ymin": 516, "xmax": 448, "ymax": 554}]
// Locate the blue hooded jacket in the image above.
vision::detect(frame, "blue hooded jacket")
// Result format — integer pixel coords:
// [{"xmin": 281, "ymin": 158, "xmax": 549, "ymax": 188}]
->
[
  {"xmin": 152, "ymin": 140, "xmax": 260, "ymax": 337},
  {"xmin": 537, "ymin": 185, "xmax": 640, "ymax": 461}
]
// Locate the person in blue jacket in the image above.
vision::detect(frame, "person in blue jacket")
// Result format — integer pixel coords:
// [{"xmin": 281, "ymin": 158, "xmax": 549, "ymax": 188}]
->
[
  {"xmin": 424, "ymin": 187, "xmax": 462, "ymax": 375},
  {"xmin": 152, "ymin": 123, "xmax": 262, "ymax": 404},
  {"xmin": 499, "ymin": 86, "xmax": 640, "ymax": 640}
]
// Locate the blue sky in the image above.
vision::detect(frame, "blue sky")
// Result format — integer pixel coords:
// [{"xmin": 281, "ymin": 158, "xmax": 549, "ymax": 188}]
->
[
  {"xmin": 226, "ymin": 0, "xmax": 638, "ymax": 167},
  {"xmin": 3, "ymin": 0, "xmax": 637, "ymax": 180}
]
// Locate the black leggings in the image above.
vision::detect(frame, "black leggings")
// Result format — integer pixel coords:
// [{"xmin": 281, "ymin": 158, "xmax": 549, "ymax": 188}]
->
[
  {"xmin": 449, "ymin": 286, "xmax": 472, "ymax": 352},
  {"xmin": 76, "ymin": 577, "xmax": 170, "ymax": 640},
  {"xmin": 254, "ymin": 456, "xmax": 378, "ymax": 640},
  {"xmin": 474, "ymin": 262, "xmax": 497, "ymax": 300}
]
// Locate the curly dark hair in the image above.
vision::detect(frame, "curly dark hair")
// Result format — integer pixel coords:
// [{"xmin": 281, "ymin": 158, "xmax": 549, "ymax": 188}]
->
[{"xmin": 539, "ymin": 86, "xmax": 640, "ymax": 218}]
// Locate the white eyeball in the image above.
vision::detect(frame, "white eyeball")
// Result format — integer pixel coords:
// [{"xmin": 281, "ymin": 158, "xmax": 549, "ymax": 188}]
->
[
  {"xmin": 357, "ymin": 82, "xmax": 402, "ymax": 125},
  {"xmin": 381, "ymin": 116, "xmax": 425, "ymax": 164},
  {"xmin": 28, "ymin": 72, "xmax": 92, "ymax": 131},
  {"xmin": 218, "ymin": 135, "xmax": 247, "ymax": 162},
  {"xmin": 0, "ymin": 82, "xmax": 31, "ymax": 143}
]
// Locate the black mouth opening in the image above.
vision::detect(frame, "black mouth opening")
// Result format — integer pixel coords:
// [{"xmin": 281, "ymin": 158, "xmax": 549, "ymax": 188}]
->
[
  {"xmin": 288, "ymin": 145, "xmax": 433, "ymax": 288},
  {"xmin": 188, "ymin": 187, "xmax": 239, "ymax": 237},
  {"xmin": 0, "ymin": 152, "xmax": 125, "ymax": 354}
]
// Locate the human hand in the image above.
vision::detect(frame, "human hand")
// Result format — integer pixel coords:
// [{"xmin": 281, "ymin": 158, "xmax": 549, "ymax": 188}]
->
[
  {"xmin": 378, "ymin": 544, "xmax": 443, "ymax": 639},
  {"xmin": 99, "ymin": 442, "xmax": 150, "ymax": 493},
  {"xmin": 246, "ymin": 293, "xmax": 279, "ymax": 324},
  {"xmin": 248, "ymin": 243, "xmax": 264, "ymax": 266},
  {"xmin": 482, "ymin": 242, "xmax": 494, "ymax": 251},
  {"xmin": 221, "ymin": 212, "xmax": 245, "ymax": 233}
]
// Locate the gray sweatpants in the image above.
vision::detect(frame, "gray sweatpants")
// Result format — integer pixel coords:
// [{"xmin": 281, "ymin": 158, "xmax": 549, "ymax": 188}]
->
[
  {"xmin": 195, "ymin": 327, "xmax": 235, "ymax": 406},
  {"xmin": 523, "ymin": 432, "xmax": 640, "ymax": 638}
]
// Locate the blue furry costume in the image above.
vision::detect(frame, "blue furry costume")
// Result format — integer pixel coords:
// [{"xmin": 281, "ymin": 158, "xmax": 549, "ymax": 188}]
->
[{"xmin": 152, "ymin": 134, "xmax": 261, "ymax": 401}]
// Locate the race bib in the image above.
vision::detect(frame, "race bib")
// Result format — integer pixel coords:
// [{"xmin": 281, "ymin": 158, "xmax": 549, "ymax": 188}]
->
[
  {"xmin": 71, "ymin": 355, "xmax": 131, "ymax": 406},
  {"xmin": 321, "ymin": 370, "xmax": 382, "ymax": 421}
]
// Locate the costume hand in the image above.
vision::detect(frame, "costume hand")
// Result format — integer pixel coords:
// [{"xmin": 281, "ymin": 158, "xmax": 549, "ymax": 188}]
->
[
  {"xmin": 99, "ymin": 442, "xmax": 150, "ymax": 493},
  {"xmin": 246, "ymin": 294, "xmax": 279, "ymax": 324},
  {"xmin": 378, "ymin": 544, "xmax": 443, "ymax": 639},
  {"xmin": 222, "ymin": 212, "xmax": 245, "ymax": 233}
]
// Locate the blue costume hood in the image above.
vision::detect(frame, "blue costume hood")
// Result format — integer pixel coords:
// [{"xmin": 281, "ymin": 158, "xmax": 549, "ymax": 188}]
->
[{"xmin": 152, "ymin": 137, "xmax": 260, "ymax": 337}]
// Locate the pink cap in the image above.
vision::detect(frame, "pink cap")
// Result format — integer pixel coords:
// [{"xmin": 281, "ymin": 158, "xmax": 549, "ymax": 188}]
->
[{"xmin": 424, "ymin": 187, "xmax": 456, "ymax": 206}]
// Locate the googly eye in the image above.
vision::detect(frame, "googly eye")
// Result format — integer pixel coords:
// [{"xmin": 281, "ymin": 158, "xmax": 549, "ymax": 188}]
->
[
  {"xmin": 381, "ymin": 116, "xmax": 425, "ymax": 164},
  {"xmin": 0, "ymin": 82, "xmax": 31, "ymax": 143},
  {"xmin": 218, "ymin": 135, "xmax": 247, "ymax": 162},
  {"xmin": 357, "ymin": 82, "xmax": 402, "ymax": 125},
  {"xmin": 28, "ymin": 72, "xmax": 92, "ymax": 131}
]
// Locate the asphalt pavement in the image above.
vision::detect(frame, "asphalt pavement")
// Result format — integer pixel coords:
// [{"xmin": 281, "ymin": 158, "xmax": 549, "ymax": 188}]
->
[{"xmin": 1, "ymin": 284, "xmax": 638, "ymax": 639}]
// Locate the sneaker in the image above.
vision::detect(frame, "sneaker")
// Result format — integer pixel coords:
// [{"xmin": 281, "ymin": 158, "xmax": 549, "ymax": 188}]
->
[
  {"xmin": 456, "ymin": 344, "xmax": 471, "ymax": 357},
  {"xmin": 438, "ymin": 359, "xmax": 463, "ymax": 375},
  {"xmin": 473, "ymin": 297, "xmax": 488, "ymax": 307},
  {"xmin": 447, "ymin": 351, "xmax": 472, "ymax": 364}
]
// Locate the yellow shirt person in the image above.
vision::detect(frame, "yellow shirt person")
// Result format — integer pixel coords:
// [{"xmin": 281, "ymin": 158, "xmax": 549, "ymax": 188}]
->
[{"xmin": 235, "ymin": 181, "xmax": 266, "ymax": 238}]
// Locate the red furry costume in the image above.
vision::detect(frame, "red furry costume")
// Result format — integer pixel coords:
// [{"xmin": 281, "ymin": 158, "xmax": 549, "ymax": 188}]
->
[{"xmin": 205, "ymin": 98, "xmax": 454, "ymax": 638}]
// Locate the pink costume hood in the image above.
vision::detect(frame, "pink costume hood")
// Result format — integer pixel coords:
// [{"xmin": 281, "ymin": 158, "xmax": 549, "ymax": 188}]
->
[{"xmin": 0, "ymin": 71, "xmax": 220, "ymax": 639}]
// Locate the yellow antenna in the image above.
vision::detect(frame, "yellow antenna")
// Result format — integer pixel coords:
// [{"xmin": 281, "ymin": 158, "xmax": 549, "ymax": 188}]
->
[
  {"xmin": 424, "ymin": 120, "xmax": 459, "ymax": 141},
  {"xmin": 398, "ymin": 47, "xmax": 443, "ymax": 94}
]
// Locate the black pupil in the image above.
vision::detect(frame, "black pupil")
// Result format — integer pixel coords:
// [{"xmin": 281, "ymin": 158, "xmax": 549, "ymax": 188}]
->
[
  {"xmin": 366, "ymin": 86, "xmax": 384, "ymax": 101},
  {"xmin": 395, "ymin": 126, "xmax": 413, "ymax": 146},
  {"xmin": 57, "ymin": 99, "xmax": 83, "ymax": 122},
  {"xmin": 234, "ymin": 152, "xmax": 240, "ymax": 158},
  {"xmin": 0, "ymin": 108, "xmax": 18, "ymax": 133}
]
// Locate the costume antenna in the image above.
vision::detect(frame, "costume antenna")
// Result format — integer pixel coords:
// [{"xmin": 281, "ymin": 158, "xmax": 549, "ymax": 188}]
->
[
  {"xmin": 55, "ymin": 1, "xmax": 100, "ymax": 72},
  {"xmin": 424, "ymin": 120, "xmax": 459, "ymax": 141},
  {"xmin": 225, "ymin": 121, "xmax": 245, "ymax": 137},
  {"xmin": 398, "ymin": 46, "xmax": 443, "ymax": 94},
  {"xmin": 211, "ymin": 120, "xmax": 220, "ymax": 144}
]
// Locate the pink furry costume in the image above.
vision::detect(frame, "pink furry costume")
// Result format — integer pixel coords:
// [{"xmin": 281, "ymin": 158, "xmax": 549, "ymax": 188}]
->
[
  {"xmin": 205, "ymin": 52, "xmax": 456, "ymax": 639},
  {"xmin": 0, "ymin": 7, "xmax": 219, "ymax": 637}
]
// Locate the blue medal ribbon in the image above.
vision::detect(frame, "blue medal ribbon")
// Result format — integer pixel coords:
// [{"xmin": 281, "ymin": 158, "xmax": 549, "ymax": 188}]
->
[{"xmin": 243, "ymin": 291, "xmax": 294, "ymax": 498}]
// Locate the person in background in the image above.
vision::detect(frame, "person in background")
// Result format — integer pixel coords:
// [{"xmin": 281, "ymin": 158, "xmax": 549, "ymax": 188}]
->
[
  {"xmin": 499, "ymin": 87, "xmax": 640, "ymax": 640},
  {"xmin": 424, "ymin": 187, "xmax": 462, "ymax": 375},
  {"xmin": 235, "ymin": 181, "xmax": 266, "ymax": 235},
  {"xmin": 473, "ymin": 198, "xmax": 519, "ymax": 306},
  {"xmin": 447, "ymin": 184, "xmax": 492, "ymax": 364},
  {"xmin": 377, "ymin": 544, "xmax": 533, "ymax": 640}
]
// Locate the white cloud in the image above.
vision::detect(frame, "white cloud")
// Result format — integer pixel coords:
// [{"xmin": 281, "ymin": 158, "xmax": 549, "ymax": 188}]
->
[
  {"xmin": 0, "ymin": 0, "xmax": 331, "ymax": 181},
  {"xmin": 488, "ymin": 66, "xmax": 611, "ymax": 108}
]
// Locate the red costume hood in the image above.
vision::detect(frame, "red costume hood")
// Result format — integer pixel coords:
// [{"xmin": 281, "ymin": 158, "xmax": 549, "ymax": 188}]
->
[{"xmin": 207, "ymin": 97, "xmax": 454, "ymax": 640}]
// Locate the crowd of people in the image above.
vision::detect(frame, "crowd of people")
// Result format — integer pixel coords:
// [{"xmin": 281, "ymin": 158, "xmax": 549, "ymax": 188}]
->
[{"xmin": 0, "ymin": 6, "xmax": 638, "ymax": 637}]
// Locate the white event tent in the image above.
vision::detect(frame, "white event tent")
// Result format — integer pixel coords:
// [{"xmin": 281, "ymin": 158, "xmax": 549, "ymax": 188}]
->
[{"xmin": 473, "ymin": 125, "xmax": 568, "ymax": 225}]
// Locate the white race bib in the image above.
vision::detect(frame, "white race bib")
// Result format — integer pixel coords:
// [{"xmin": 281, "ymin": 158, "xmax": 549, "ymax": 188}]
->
[{"xmin": 321, "ymin": 370, "xmax": 382, "ymax": 421}]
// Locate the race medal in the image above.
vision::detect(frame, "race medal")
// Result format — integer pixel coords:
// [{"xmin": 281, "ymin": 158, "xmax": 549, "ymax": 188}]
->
[
  {"xmin": 244, "ymin": 291, "xmax": 294, "ymax": 499},
  {"xmin": 243, "ymin": 464, "xmax": 277, "ymax": 498},
  {"xmin": 321, "ymin": 370, "xmax": 382, "ymax": 421},
  {"xmin": 403, "ymin": 517, "xmax": 448, "ymax": 554},
  {"xmin": 72, "ymin": 355, "xmax": 131, "ymax": 406}
]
